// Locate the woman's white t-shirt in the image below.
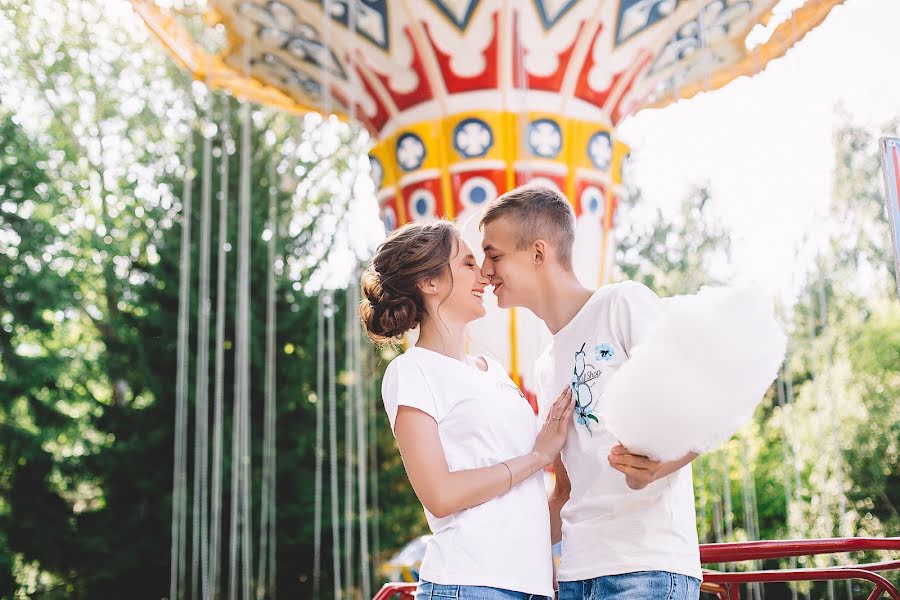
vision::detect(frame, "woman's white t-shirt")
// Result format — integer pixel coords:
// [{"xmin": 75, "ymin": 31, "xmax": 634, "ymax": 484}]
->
[{"xmin": 381, "ymin": 347, "xmax": 554, "ymax": 597}]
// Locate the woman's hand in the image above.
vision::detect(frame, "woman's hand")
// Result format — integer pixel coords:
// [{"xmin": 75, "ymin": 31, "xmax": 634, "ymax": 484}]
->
[
  {"xmin": 533, "ymin": 386, "xmax": 575, "ymax": 467},
  {"xmin": 395, "ymin": 386, "xmax": 576, "ymax": 518}
]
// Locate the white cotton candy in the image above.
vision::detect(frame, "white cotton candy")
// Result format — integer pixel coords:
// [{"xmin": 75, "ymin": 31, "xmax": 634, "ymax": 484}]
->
[{"xmin": 599, "ymin": 285, "xmax": 787, "ymax": 462}]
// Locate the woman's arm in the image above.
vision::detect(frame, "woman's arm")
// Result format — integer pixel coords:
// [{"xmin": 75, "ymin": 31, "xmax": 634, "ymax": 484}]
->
[{"xmin": 395, "ymin": 386, "xmax": 575, "ymax": 519}]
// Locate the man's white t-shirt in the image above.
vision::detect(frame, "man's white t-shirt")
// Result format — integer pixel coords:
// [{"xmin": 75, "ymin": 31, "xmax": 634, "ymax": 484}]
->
[
  {"xmin": 535, "ymin": 281, "xmax": 701, "ymax": 582},
  {"xmin": 382, "ymin": 346, "xmax": 554, "ymax": 597}
]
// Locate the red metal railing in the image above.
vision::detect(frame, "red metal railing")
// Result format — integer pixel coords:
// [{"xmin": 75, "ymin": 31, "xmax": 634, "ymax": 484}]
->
[
  {"xmin": 699, "ymin": 538, "xmax": 900, "ymax": 600},
  {"xmin": 372, "ymin": 583, "xmax": 416, "ymax": 600},
  {"xmin": 372, "ymin": 537, "xmax": 900, "ymax": 600}
]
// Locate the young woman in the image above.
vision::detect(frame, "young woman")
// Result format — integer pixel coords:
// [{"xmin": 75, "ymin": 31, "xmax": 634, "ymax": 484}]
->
[{"xmin": 360, "ymin": 220, "xmax": 575, "ymax": 600}]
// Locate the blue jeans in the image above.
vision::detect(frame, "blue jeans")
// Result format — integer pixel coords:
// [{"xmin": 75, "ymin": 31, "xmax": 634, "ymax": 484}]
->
[
  {"xmin": 416, "ymin": 579, "xmax": 551, "ymax": 599},
  {"xmin": 558, "ymin": 571, "xmax": 700, "ymax": 600}
]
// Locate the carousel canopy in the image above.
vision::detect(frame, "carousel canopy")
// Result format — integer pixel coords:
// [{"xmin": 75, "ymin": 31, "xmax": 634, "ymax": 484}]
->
[
  {"xmin": 129, "ymin": 0, "xmax": 844, "ymax": 398},
  {"xmin": 132, "ymin": 0, "xmax": 842, "ymax": 135}
]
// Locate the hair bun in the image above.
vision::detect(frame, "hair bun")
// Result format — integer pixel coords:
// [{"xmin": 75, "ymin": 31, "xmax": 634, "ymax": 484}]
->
[
  {"xmin": 360, "ymin": 266, "xmax": 420, "ymax": 343},
  {"xmin": 359, "ymin": 221, "xmax": 457, "ymax": 344}
]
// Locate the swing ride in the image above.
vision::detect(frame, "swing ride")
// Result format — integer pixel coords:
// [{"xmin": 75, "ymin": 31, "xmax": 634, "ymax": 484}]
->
[
  {"xmin": 125, "ymin": 0, "xmax": 900, "ymax": 599},
  {"xmin": 132, "ymin": 0, "xmax": 846, "ymax": 405}
]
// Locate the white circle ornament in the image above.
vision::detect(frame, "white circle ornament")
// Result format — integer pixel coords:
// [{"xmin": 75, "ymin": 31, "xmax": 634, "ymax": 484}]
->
[
  {"xmin": 408, "ymin": 188, "xmax": 437, "ymax": 221},
  {"xmin": 527, "ymin": 119, "xmax": 563, "ymax": 158},
  {"xmin": 459, "ymin": 176, "xmax": 498, "ymax": 210},
  {"xmin": 580, "ymin": 185, "xmax": 605, "ymax": 217},
  {"xmin": 588, "ymin": 131, "xmax": 612, "ymax": 171},
  {"xmin": 453, "ymin": 118, "xmax": 494, "ymax": 158},
  {"xmin": 396, "ymin": 133, "xmax": 426, "ymax": 172}
]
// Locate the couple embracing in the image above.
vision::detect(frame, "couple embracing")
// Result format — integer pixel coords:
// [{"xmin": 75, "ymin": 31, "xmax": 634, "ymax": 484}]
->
[{"xmin": 360, "ymin": 185, "xmax": 701, "ymax": 600}]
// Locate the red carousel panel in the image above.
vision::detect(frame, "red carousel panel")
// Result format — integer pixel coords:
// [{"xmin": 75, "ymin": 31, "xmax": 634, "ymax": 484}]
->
[
  {"xmin": 372, "ymin": 27, "xmax": 435, "ymax": 111},
  {"xmin": 512, "ymin": 15, "xmax": 583, "ymax": 93},
  {"xmin": 450, "ymin": 168, "xmax": 506, "ymax": 216},
  {"xmin": 515, "ymin": 170, "xmax": 565, "ymax": 192},
  {"xmin": 424, "ymin": 12, "xmax": 500, "ymax": 94},
  {"xmin": 573, "ymin": 179, "xmax": 608, "ymax": 219},
  {"xmin": 379, "ymin": 194, "xmax": 401, "ymax": 231},
  {"xmin": 401, "ymin": 177, "xmax": 445, "ymax": 222}
]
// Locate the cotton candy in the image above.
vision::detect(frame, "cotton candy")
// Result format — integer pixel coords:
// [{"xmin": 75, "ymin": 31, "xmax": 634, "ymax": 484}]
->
[{"xmin": 599, "ymin": 285, "xmax": 787, "ymax": 462}]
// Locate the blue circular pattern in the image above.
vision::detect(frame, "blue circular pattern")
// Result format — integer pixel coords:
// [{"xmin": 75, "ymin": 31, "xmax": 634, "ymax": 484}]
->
[
  {"xmin": 408, "ymin": 189, "xmax": 437, "ymax": 221},
  {"xmin": 580, "ymin": 185, "xmax": 604, "ymax": 217},
  {"xmin": 453, "ymin": 118, "xmax": 494, "ymax": 158},
  {"xmin": 459, "ymin": 177, "xmax": 497, "ymax": 211},
  {"xmin": 587, "ymin": 131, "xmax": 612, "ymax": 170},
  {"xmin": 527, "ymin": 119, "xmax": 563, "ymax": 158},
  {"xmin": 396, "ymin": 132, "xmax": 426, "ymax": 172}
]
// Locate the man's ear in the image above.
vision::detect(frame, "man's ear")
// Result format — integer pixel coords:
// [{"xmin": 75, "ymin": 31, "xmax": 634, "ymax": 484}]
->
[{"xmin": 533, "ymin": 239, "xmax": 547, "ymax": 265}]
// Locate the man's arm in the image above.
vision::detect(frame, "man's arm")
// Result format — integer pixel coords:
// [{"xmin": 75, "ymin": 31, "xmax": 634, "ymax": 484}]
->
[
  {"xmin": 608, "ymin": 444, "xmax": 698, "ymax": 490},
  {"xmin": 548, "ymin": 454, "xmax": 571, "ymax": 544}
]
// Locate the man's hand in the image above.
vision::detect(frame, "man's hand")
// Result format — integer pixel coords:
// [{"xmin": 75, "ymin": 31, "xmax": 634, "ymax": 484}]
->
[
  {"xmin": 608, "ymin": 444, "xmax": 699, "ymax": 490},
  {"xmin": 607, "ymin": 444, "xmax": 660, "ymax": 490}
]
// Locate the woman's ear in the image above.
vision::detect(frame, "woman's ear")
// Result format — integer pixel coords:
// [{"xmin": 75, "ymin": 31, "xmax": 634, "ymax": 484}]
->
[{"xmin": 417, "ymin": 279, "xmax": 439, "ymax": 295}]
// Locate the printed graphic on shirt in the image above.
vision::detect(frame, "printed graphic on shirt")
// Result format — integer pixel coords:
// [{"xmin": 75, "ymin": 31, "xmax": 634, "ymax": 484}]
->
[
  {"xmin": 595, "ymin": 342, "xmax": 615, "ymax": 361},
  {"xmin": 499, "ymin": 381, "xmax": 527, "ymax": 400},
  {"xmin": 570, "ymin": 343, "xmax": 601, "ymax": 434}
]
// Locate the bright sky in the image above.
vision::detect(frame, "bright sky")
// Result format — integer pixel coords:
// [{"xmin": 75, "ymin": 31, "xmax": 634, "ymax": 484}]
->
[{"xmin": 616, "ymin": 0, "xmax": 900, "ymax": 303}]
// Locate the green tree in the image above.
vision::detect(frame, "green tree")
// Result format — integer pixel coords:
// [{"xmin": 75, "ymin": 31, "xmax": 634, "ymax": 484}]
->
[
  {"xmin": 616, "ymin": 184, "xmax": 732, "ymax": 296},
  {"xmin": 0, "ymin": 0, "xmax": 397, "ymax": 596},
  {"xmin": 0, "ymin": 110, "xmax": 85, "ymax": 598}
]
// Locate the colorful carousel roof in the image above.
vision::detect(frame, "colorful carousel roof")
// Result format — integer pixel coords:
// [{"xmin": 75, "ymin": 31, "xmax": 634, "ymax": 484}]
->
[
  {"xmin": 132, "ymin": 0, "xmax": 843, "ymax": 136},
  {"xmin": 129, "ymin": 0, "xmax": 846, "ymax": 399}
]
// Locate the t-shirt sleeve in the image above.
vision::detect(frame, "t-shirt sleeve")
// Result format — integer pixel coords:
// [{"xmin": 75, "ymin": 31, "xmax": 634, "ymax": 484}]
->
[
  {"xmin": 611, "ymin": 281, "xmax": 663, "ymax": 357},
  {"xmin": 381, "ymin": 356, "xmax": 439, "ymax": 435}
]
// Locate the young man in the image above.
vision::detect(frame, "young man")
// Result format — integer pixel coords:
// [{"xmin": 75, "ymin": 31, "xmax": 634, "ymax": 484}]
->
[{"xmin": 479, "ymin": 185, "xmax": 702, "ymax": 600}]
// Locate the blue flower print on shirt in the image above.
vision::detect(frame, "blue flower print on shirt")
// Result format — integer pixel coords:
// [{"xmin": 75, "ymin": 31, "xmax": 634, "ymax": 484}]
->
[
  {"xmin": 572, "ymin": 343, "xmax": 599, "ymax": 435},
  {"xmin": 595, "ymin": 343, "xmax": 615, "ymax": 361}
]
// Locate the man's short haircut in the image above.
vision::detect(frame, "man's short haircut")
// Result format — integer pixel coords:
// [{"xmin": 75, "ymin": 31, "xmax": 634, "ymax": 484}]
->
[{"xmin": 479, "ymin": 184, "xmax": 576, "ymax": 267}]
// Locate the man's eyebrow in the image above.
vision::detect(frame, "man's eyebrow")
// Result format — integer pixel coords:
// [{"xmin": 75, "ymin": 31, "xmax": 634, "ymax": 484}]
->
[{"xmin": 482, "ymin": 244, "xmax": 498, "ymax": 252}]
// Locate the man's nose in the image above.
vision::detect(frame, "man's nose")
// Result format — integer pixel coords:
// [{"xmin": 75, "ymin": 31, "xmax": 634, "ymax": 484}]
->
[{"xmin": 480, "ymin": 260, "xmax": 494, "ymax": 279}]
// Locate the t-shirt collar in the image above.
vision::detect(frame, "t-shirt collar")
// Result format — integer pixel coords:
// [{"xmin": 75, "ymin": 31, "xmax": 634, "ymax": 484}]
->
[{"xmin": 552, "ymin": 288, "xmax": 606, "ymax": 341}]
